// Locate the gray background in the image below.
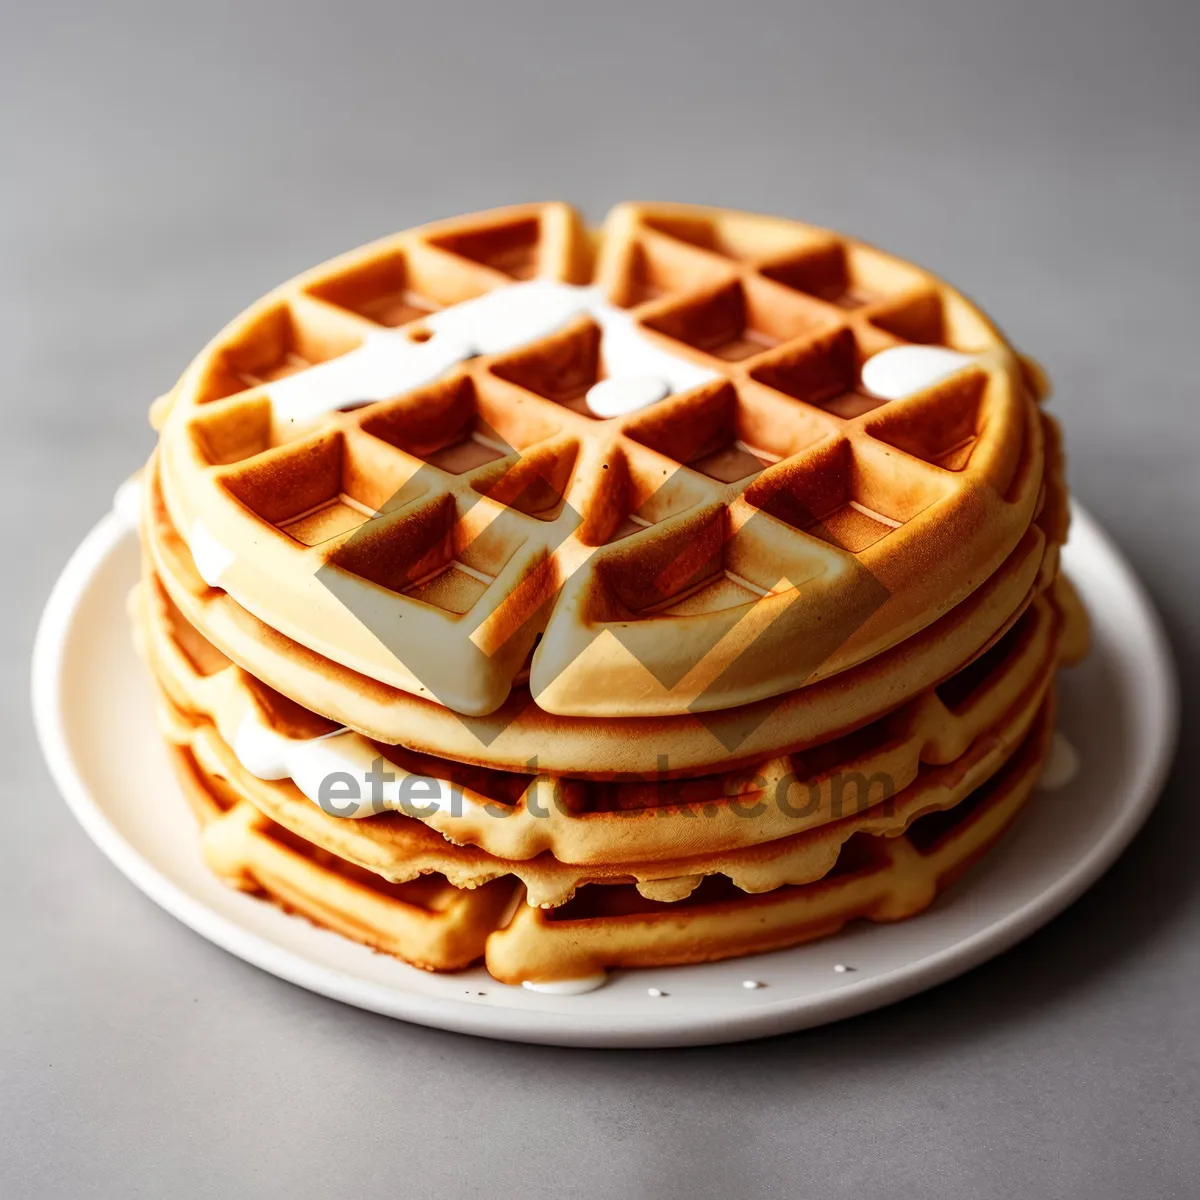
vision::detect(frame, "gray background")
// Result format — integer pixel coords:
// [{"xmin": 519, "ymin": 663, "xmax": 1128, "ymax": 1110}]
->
[{"xmin": 3, "ymin": 1, "xmax": 1198, "ymax": 1196}]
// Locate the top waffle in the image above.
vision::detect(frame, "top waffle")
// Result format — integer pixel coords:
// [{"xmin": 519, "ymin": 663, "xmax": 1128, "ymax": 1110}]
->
[{"xmin": 154, "ymin": 202, "xmax": 1043, "ymax": 718}]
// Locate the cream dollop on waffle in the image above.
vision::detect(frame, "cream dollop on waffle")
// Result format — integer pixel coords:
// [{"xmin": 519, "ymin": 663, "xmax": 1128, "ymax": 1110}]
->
[
  {"xmin": 259, "ymin": 280, "xmax": 715, "ymax": 427},
  {"xmin": 861, "ymin": 345, "xmax": 975, "ymax": 400}
]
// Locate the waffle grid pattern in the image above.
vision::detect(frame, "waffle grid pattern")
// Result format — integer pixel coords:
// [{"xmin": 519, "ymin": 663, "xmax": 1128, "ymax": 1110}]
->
[
  {"xmin": 143, "ymin": 442, "xmax": 1060, "ymax": 774},
  {"xmin": 157, "ymin": 203, "xmax": 1041, "ymax": 718}
]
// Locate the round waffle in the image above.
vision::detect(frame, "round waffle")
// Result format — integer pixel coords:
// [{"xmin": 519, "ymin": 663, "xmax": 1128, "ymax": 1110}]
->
[
  {"xmin": 135, "ymin": 554, "xmax": 1081, "ymax": 888},
  {"xmin": 141, "ymin": 434, "xmax": 1066, "ymax": 777},
  {"xmin": 153, "ymin": 202, "xmax": 1045, "ymax": 719}
]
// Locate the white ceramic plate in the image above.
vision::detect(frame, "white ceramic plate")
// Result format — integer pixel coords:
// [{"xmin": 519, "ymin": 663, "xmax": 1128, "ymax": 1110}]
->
[{"xmin": 32, "ymin": 498, "xmax": 1177, "ymax": 1047}]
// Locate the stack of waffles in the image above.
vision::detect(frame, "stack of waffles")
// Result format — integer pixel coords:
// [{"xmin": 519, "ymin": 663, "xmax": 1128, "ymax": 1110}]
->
[{"xmin": 130, "ymin": 202, "xmax": 1088, "ymax": 991}]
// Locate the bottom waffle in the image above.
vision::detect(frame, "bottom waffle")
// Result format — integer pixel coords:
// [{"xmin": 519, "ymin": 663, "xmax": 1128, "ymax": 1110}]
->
[{"xmin": 163, "ymin": 695, "xmax": 1055, "ymax": 986}]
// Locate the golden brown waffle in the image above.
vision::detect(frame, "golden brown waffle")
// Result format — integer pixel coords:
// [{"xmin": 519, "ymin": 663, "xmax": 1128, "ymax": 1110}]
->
[
  {"xmin": 162, "ymin": 686, "xmax": 1055, "ymax": 982},
  {"xmin": 154, "ymin": 202, "xmax": 1044, "ymax": 719},
  {"xmin": 487, "ymin": 701, "xmax": 1054, "ymax": 984},
  {"xmin": 136, "ymin": 561, "xmax": 1079, "ymax": 893},
  {"xmin": 154, "ymin": 672, "xmax": 1051, "ymax": 907},
  {"xmin": 142, "ymin": 445, "xmax": 1064, "ymax": 777}
]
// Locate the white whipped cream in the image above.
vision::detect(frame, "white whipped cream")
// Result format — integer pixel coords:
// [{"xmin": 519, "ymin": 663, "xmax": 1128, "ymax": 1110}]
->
[
  {"xmin": 261, "ymin": 333, "xmax": 475, "ymax": 426},
  {"xmin": 860, "ymin": 345, "xmax": 975, "ymax": 401},
  {"xmin": 521, "ymin": 974, "xmax": 608, "ymax": 995},
  {"xmin": 585, "ymin": 374, "xmax": 671, "ymax": 419},
  {"xmin": 197, "ymin": 281, "xmax": 714, "ymax": 599},
  {"xmin": 1037, "ymin": 731, "xmax": 1080, "ymax": 791},
  {"xmin": 265, "ymin": 280, "xmax": 714, "ymax": 425}
]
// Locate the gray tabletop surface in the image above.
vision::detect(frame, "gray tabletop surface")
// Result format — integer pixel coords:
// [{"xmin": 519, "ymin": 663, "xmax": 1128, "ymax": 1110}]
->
[{"xmin": 4, "ymin": 1, "xmax": 1198, "ymax": 1196}]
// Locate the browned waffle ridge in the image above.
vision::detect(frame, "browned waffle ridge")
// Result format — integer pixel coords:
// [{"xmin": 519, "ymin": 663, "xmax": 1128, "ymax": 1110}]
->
[
  {"xmin": 141, "ymin": 434, "xmax": 1066, "ymax": 777},
  {"xmin": 163, "ymin": 689, "xmax": 1056, "ymax": 980}
]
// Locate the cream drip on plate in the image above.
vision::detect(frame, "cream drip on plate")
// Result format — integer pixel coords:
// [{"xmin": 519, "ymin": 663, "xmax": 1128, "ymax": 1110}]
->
[
  {"xmin": 263, "ymin": 279, "xmax": 715, "ymax": 425},
  {"xmin": 1037, "ymin": 731, "xmax": 1080, "ymax": 791},
  {"xmin": 860, "ymin": 345, "xmax": 975, "ymax": 401},
  {"xmin": 521, "ymin": 974, "xmax": 608, "ymax": 995}
]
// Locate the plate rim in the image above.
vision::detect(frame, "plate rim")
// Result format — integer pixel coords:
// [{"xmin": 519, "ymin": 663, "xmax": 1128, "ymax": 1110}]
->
[{"xmin": 32, "ymin": 502, "xmax": 1180, "ymax": 1047}]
